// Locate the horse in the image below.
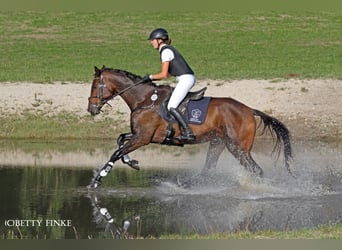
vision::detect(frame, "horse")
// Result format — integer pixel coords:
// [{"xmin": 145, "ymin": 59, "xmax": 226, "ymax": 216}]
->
[{"xmin": 87, "ymin": 65, "xmax": 293, "ymax": 188}]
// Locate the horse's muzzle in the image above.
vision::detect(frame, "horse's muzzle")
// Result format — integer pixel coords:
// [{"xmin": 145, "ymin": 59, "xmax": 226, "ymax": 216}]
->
[{"xmin": 88, "ymin": 103, "xmax": 101, "ymax": 116}]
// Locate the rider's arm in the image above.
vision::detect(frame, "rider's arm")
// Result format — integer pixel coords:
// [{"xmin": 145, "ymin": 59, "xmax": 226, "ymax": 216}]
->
[{"xmin": 150, "ymin": 61, "xmax": 170, "ymax": 80}]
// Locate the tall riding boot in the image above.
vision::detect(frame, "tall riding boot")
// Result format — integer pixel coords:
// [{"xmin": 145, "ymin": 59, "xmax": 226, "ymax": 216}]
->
[{"xmin": 169, "ymin": 108, "xmax": 195, "ymax": 141}]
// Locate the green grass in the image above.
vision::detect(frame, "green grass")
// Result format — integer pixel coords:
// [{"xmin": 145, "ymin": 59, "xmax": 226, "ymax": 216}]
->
[
  {"xmin": 0, "ymin": 112, "xmax": 128, "ymax": 140},
  {"xmin": 158, "ymin": 224, "xmax": 342, "ymax": 239},
  {"xmin": 3, "ymin": 224, "xmax": 342, "ymax": 239},
  {"xmin": 1, "ymin": 11, "xmax": 342, "ymax": 82}
]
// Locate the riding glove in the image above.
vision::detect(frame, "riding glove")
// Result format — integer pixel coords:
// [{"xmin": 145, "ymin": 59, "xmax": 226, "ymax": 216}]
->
[{"xmin": 141, "ymin": 74, "xmax": 152, "ymax": 83}]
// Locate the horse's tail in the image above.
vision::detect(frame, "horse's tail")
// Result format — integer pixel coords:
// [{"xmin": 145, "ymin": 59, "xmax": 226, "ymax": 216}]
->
[{"xmin": 253, "ymin": 109, "xmax": 294, "ymax": 177}]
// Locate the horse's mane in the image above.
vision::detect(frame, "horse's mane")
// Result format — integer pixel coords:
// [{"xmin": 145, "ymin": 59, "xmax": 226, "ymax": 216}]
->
[{"xmin": 102, "ymin": 67, "xmax": 158, "ymax": 87}]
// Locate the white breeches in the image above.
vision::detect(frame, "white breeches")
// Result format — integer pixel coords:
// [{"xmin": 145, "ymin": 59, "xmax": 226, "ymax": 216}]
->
[{"xmin": 167, "ymin": 74, "xmax": 196, "ymax": 110}]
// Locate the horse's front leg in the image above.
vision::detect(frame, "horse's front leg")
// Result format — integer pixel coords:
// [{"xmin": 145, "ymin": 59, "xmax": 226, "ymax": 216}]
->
[
  {"xmin": 117, "ymin": 133, "xmax": 139, "ymax": 170},
  {"xmin": 88, "ymin": 147, "xmax": 124, "ymax": 188},
  {"xmin": 88, "ymin": 134, "xmax": 150, "ymax": 189}
]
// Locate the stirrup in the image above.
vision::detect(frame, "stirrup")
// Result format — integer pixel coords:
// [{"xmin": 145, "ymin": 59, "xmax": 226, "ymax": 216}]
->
[{"xmin": 176, "ymin": 131, "xmax": 195, "ymax": 141}]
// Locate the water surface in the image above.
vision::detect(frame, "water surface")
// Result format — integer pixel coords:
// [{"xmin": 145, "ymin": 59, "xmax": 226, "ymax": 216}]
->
[{"xmin": 0, "ymin": 139, "xmax": 341, "ymax": 239}]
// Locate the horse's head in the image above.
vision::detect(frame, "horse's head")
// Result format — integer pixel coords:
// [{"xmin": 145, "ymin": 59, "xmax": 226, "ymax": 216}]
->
[
  {"xmin": 88, "ymin": 66, "xmax": 160, "ymax": 116},
  {"xmin": 87, "ymin": 66, "xmax": 113, "ymax": 115}
]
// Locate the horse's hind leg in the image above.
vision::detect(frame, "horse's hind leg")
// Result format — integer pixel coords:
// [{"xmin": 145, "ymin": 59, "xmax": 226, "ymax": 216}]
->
[
  {"xmin": 225, "ymin": 140, "xmax": 263, "ymax": 177},
  {"xmin": 240, "ymin": 152, "xmax": 263, "ymax": 177},
  {"xmin": 176, "ymin": 138, "xmax": 225, "ymax": 188},
  {"xmin": 201, "ymin": 138, "xmax": 225, "ymax": 176}
]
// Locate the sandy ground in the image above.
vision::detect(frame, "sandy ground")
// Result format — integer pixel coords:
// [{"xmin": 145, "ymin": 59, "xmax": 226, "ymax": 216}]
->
[{"xmin": 0, "ymin": 79, "xmax": 341, "ymax": 140}]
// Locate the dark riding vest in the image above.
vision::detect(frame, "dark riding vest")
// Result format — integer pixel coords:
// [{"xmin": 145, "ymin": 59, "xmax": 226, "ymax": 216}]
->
[{"xmin": 159, "ymin": 45, "xmax": 194, "ymax": 77}]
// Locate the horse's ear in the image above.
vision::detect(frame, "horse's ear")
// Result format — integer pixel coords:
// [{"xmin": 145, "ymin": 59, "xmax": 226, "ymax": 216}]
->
[
  {"xmin": 94, "ymin": 66, "xmax": 101, "ymax": 76},
  {"xmin": 101, "ymin": 65, "xmax": 106, "ymax": 70}
]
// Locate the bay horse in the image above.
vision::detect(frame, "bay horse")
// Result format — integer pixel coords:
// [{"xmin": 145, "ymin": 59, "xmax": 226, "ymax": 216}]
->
[{"xmin": 87, "ymin": 66, "xmax": 293, "ymax": 188}]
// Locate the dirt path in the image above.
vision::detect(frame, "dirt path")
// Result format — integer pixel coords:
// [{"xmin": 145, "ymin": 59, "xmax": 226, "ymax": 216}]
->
[{"xmin": 0, "ymin": 79, "xmax": 341, "ymax": 140}]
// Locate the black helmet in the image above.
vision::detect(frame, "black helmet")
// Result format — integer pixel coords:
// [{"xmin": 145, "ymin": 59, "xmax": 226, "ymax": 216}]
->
[{"xmin": 148, "ymin": 28, "xmax": 169, "ymax": 40}]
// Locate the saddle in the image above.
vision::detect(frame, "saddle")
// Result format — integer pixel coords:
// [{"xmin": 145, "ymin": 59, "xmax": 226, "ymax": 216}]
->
[
  {"xmin": 160, "ymin": 87, "xmax": 209, "ymax": 145},
  {"xmin": 160, "ymin": 87, "xmax": 207, "ymax": 121}
]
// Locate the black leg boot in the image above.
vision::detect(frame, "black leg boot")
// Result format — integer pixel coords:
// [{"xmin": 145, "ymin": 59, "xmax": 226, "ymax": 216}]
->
[{"xmin": 169, "ymin": 108, "xmax": 195, "ymax": 141}]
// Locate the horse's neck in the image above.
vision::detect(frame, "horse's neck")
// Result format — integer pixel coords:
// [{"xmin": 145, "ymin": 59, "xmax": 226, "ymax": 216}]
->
[
  {"xmin": 119, "ymin": 83, "xmax": 156, "ymax": 110},
  {"xmin": 120, "ymin": 83, "xmax": 172, "ymax": 111}
]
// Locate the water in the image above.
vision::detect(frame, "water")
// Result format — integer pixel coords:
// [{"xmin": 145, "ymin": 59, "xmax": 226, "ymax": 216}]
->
[{"xmin": 0, "ymin": 139, "xmax": 341, "ymax": 239}]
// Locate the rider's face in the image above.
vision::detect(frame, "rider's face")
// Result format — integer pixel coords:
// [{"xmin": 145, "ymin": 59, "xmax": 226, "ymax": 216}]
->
[{"xmin": 150, "ymin": 39, "xmax": 162, "ymax": 49}]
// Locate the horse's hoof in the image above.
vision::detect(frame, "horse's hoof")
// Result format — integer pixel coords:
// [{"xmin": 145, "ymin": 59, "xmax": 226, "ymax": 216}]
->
[
  {"xmin": 129, "ymin": 160, "xmax": 140, "ymax": 170},
  {"xmin": 179, "ymin": 182, "xmax": 191, "ymax": 189},
  {"xmin": 87, "ymin": 180, "xmax": 102, "ymax": 189},
  {"xmin": 176, "ymin": 175, "xmax": 191, "ymax": 188},
  {"xmin": 256, "ymin": 168, "xmax": 263, "ymax": 178}
]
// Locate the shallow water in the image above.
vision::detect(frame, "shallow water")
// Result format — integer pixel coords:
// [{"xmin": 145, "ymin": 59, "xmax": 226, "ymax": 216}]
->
[{"xmin": 0, "ymin": 139, "xmax": 341, "ymax": 239}]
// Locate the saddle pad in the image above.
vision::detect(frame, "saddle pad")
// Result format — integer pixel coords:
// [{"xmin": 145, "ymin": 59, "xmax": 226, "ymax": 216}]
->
[{"xmin": 187, "ymin": 97, "xmax": 211, "ymax": 125}]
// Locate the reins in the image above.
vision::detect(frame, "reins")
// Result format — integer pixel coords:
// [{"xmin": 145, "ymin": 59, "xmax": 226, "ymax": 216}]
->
[{"xmin": 105, "ymin": 78, "xmax": 146, "ymax": 102}]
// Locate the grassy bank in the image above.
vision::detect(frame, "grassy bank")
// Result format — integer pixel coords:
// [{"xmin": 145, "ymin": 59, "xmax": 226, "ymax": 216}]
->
[
  {"xmin": 0, "ymin": 112, "xmax": 128, "ymax": 140},
  {"xmin": 3, "ymin": 224, "xmax": 342, "ymax": 239},
  {"xmin": 1, "ymin": 11, "xmax": 342, "ymax": 82},
  {"xmin": 158, "ymin": 224, "xmax": 342, "ymax": 239}
]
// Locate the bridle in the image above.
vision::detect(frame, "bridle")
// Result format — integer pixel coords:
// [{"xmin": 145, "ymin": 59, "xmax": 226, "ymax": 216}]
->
[
  {"xmin": 88, "ymin": 74, "xmax": 147, "ymax": 112},
  {"xmin": 88, "ymin": 76, "xmax": 110, "ymax": 112}
]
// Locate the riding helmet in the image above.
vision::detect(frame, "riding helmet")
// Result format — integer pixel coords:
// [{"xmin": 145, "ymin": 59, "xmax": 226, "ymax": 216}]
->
[{"xmin": 148, "ymin": 28, "xmax": 169, "ymax": 40}]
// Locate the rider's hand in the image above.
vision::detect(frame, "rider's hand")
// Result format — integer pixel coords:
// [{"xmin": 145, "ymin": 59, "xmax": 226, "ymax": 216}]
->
[{"xmin": 141, "ymin": 74, "xmax": 152, "ymax": 83}]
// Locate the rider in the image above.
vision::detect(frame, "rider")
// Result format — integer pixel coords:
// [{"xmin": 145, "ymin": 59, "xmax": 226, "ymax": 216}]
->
[{"xmin": 142, "ymin": 28, "xmax": 196, "ymax": 141}]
